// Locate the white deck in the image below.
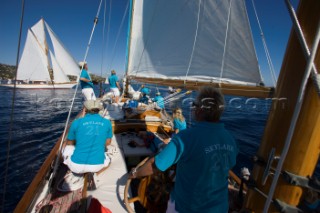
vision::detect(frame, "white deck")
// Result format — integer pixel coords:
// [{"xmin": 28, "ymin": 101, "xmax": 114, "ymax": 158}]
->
[
  {"xmin": 87, "ymin": 135, "xmax": 132, "ymax": 212},
  {"xmin": 30, "ymin": 132, "xmax": 155, "ymax": 212},
  {"xmin": 87, "ymin": 133, "xmax": 154, "ymax": 212}
]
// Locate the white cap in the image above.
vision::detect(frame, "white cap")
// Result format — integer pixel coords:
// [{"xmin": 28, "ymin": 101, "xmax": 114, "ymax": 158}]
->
[
  {"xmin": 78, "ymin": 61, "xmax": 87, "ymax": 67},
  {"xmin": 84, "ymin": 100, "xmax": 103, "ymax": 111}
]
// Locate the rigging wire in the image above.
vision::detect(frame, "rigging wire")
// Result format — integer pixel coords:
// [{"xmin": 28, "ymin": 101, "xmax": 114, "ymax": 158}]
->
[
  {"xmin": 251, "ymin": 0, "xmax": 277, "ymax": 87},
  {"xmin": 99, "ymin": 0, "xmax": 107, "ymax": 96},
  {"xmin": 184, "ymin": 0, "xmax": 202, "ymax": 86},
  {"xmin": 105, "ymin": 0, "xmax": 129, "ymax": 76},
  {"xmin": 107, "ymin": 0, "xmax": 112, "ymax": 60},
  {"xmin": 219, "ymin": 0, "xmax": 232, "ymax": 87},
  {"xmin": 2, "ymin": 0, "xmax": 26, "ymax": 211},
  {"xmin": 103, "ymin": 0, "xmax": 112, "ymax": 83},
  {"xmin": 47, "ymin": 0, "xmax": 104, "ymax": 194}
]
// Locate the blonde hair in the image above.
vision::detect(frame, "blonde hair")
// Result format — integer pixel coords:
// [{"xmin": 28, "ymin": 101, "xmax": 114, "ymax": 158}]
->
[{"xmin": 173, "ymin": 108, "xmax": 185, "ymax": 122}]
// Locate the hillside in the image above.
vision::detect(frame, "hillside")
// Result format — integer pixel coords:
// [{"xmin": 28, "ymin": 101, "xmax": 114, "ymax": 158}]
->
[
  {"xmin": 0, "ymin": 63, "xmax": 106, "ymax": 83},
  {"xmin": 0, "ymin": 63, "xmax": 15, "ymax": 79}
]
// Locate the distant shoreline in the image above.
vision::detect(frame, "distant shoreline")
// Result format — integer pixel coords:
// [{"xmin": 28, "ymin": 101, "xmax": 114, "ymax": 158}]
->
[{"xmin": 0, "ymin": 63, "xmax": 106, "ymax": 83}]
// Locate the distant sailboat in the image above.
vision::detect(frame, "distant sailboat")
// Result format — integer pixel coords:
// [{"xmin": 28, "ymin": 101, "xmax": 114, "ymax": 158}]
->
[{"xmin": 2, "ymin": 18, "xmax": 79, "ymax": 89}]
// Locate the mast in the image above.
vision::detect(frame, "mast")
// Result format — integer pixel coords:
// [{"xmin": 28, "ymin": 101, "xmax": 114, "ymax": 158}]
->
[
  {"xmin": 41, "ymin": 18, "xmax": 55, "ymax": 86},
  {"xmin": 123, "ymin": 0, "xmax": 134, "ymax": 97},
  {"xmin": 245, "ymin": 0, "xmax": 320, "ymax": 211}
]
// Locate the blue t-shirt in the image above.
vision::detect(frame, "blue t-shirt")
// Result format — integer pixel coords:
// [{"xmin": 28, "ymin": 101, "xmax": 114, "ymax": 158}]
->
[
  {"xmin": 108, "ymin": 75, "xmax": 118, "ymax": 88},
  {"xmin": 140, "ymin": 95, "xmax": 149, "ymax": 104},
  {"xmin": 67, "ymin": 113, "xmax": 113, "ymax": 165},
  {"xmin": 141, "ymin": 87, "xmax": 150, "ymax": 95},
  {"xmin": 155, "ymin": 122, "xmax": 238, "ymax": 213},
  {"xmin": 153, "ymin": 95, "xmax": 164, "ymax": 109},
  {"xmin": 80, "ymin": 69, "xmax": 93, "ymax": 89},
  {"xmin": 173, "ymin": 118, "xmax": 186, "ymax": 132}
]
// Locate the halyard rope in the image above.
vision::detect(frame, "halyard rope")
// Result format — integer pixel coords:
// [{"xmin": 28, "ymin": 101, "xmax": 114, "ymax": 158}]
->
[
  {"xmin": 251, "ymin": 0, "xmax": 277, "ymax": 87},
  {"xmin": 184, "ymin": 0, "xmax": 202, "ymax": 86},
  {"xmin": 2, "ymin": 0, "xmax": 26, "ymax": 211},
  {"xmin": 48, "ymin": 0, "xmax": 104, "ymax": 195},
  {"xmin": 219, "ymin": 0, "xmax": 232, "ymax": 87}
]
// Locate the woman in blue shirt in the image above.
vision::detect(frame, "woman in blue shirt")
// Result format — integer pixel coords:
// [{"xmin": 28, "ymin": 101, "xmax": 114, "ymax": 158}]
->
[{"xmin": 172, "ymin": 108, "xmax": 186, "ymax": 134}]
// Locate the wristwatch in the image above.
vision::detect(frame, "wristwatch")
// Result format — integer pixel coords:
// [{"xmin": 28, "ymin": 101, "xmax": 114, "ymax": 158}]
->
[{"xmin": 131, "ymin": 167, "xmax": 138, "ymax": 178}]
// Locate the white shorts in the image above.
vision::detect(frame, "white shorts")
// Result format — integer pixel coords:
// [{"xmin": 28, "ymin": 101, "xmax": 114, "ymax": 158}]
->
[
  {"xmin": 82, "ymin": 88, "xmax": 96, "ymax": 100},
  {"xmin": 110, "ymin": 87, "xmax": 120, "ymax": 97},
  {"xmin": 62, "ymin": 145, "xmax": 110, "ymax": 174}
]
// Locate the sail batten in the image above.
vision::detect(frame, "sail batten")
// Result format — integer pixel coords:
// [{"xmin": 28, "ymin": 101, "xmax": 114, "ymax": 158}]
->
[{"xmin": 127, "ymin": 0, "xmax": 263, "ymax": 86}]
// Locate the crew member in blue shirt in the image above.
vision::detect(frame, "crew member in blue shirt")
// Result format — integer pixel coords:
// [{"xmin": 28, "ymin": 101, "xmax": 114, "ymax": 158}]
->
[
  {"xmin": 139, "ymin": 94, "xmax": 149, "ymax": 104},
  {"xmin": 129, "ymin": 86, "xmax": 238, "ymax": 213},
  {"xmin": 172, "ymin": 108, "xmax": 186, "ymax": 134},
  {"xmin": 152, "ymin": 92, "xmax": 165, "ymax": 110},
  {"xmin": 139, "ymin": 85, "xmax": 150, "ymax": 104},
  {"xmin": 108, "ymin": 70, "xmax": 121, "ymax": 103},
  {"xmin": 62, "ymin": 100, "xmax": 113, "ymax": 174},
  {"xmin": 79, "ymin": 61, "xmax": 96, "ymax": 100},
  {"xmin": 140, "ymin": 84, "xmax": 150, "ymax": 95}
]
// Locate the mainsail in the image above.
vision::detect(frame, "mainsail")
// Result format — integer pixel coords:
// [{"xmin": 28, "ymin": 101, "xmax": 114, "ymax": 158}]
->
[
  {"xmin": 16, "ymin": 19, "xmax": 79, "ymax": 83},
  {"xmin": 126, "ymin": 0, "xmax": 270, "ymax": 97}
]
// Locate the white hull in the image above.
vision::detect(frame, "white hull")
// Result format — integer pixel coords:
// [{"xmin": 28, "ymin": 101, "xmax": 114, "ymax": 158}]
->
[{"xmin": 0, "ymin": 83, "xmax": 77, "ymax": 89}]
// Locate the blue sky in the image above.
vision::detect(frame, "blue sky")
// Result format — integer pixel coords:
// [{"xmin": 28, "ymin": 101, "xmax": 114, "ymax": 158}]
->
[{"xmin": 1, "ymin": 0, "xmax": 299, "ymax": 86}]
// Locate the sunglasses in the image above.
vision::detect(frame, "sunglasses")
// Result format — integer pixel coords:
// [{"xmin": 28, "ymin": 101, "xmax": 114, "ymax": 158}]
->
[{"xmin": 192, "ymin": 101, "xmax": 200, "ymax": 108}]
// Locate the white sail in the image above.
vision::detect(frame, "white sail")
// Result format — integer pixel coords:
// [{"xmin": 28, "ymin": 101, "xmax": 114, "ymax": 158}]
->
[
  {"xmin": 45, "ymin": 22, "xmax": 79, "ymax": 77},
  {"xmin": 50, "ymin": 50, "xmax": 70, "ymax": 83},
  {"xmin": 17, "ymin": 29, "xmax": 51, "ymax": 81},
  {"xmin": 31, "ymin": 19, "xmax": 47, "ymax": 54},
  {"xmin": 127, "ymin": 0, "xmax": 262, "ymax": 85}
]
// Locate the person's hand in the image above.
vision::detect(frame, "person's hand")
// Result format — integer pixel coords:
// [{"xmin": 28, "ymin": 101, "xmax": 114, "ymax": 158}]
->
[{"xmin": 129, "ymin": 167, "xmax": 138, "ymax": 179}]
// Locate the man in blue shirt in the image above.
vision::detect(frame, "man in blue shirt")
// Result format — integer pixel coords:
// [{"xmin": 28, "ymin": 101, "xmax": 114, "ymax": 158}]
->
[
  {"xmin": 62, "ymin": 100, "xmax": 113, "ymax": 174},
  {"xmin": 108, "ymin": 70, "xmax": 121, "ymax": 103},
  {"xmin": 129, "ymin": 86, "xmax": 238, "ymax": 213},
  {"xmin": 152, "ymin": 92, "xmax": 165, "ymax": 110},
  {"xmin": 79, "ymin": 61, "xmax": 96, "ymax": 100},
  {"xmin": 140, "ymin": 84, "xmax": 150, "ymax": 96}
]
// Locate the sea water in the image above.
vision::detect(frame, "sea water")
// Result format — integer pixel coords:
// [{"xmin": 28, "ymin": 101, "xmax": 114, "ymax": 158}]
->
[{"xmin": 0, "ymin": 84, "xmax": 319, "ymax": 212}]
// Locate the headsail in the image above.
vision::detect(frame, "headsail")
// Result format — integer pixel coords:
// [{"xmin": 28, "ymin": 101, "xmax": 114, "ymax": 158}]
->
[
  {"xmin": 50, "ymin": 50, "xmax": 70, "ymax": 83},
  {"xmin": 126, "ymin": 0, "xmax": 269, "ymax": 97},
  {"xmin": 45, "ymin": 22, "xmax": 79, "ymax": 77},
  {"xmin": 17, "ymin": 29, "xmax": 51, "ymax": 81}
]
